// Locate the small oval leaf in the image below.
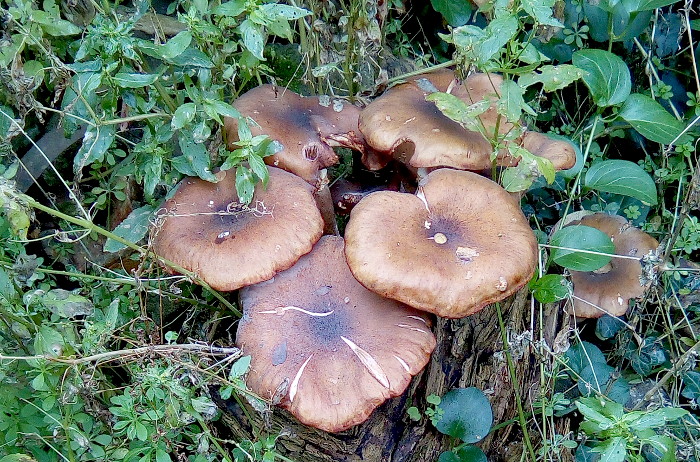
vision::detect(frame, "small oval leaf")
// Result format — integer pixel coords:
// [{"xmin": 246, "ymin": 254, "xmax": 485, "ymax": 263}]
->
[
  {"xmin": 549, "ymin": 225, "xmax": 615, "ymax": 271},
  {"xmin": 584, "ymin": 159, "xmax": 657, "ymax": 205},
  {"xmin": 618, "ymin": 93, "xmax": 688, "ymax": 145}
]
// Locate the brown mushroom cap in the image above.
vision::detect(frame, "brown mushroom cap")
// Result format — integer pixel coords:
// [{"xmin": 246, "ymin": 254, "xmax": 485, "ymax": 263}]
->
[
  {"xmin": 152, "ymin": 167, "xmax": 323, "ymax": 291},
  {"xmin": 224, "ymin": 85, "xmax": 364, "ymax": 184},
  {"xmin": 344, "ymin": 168, "xmax": 538, "ymax": 318},
  {"xmin": 358, "ymin": 77, "xmax": 494, "ymax": 172},
  {"xmin": 569, "ymin": 213, "xmax": 659, "ymax": 318},
  {"xmin": 237, "ymin": 235, "xmax": 436, "ymax": 432}
]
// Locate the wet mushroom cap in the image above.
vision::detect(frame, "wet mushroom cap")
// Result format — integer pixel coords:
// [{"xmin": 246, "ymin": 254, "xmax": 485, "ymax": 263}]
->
[
  {"xmin": 152, "ymin": 167, "xmax": 323, "ymax": 291},
  {"xmin": 344, "ymin": 168, "xmax": 538, "ymax": 318},
  {"xmin": 237, "ymin": 235, "xmax": 436, "ymax": 433},
  {"xmin": 520, "ymin": 131, "xmax": 576, "ymax": 171},
  {"xmin": 224, "ymin": 85, "xmax": 364, "ymax": 184},
  {"xmin": 569, "ymin": 213, "xmax": 659, "ymax": 318}
]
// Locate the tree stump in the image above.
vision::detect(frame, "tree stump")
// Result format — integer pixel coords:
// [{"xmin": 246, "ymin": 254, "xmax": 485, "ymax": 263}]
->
[{"xmin": 216, "ymin": 288, "xmax": 572, "ymax": 461}]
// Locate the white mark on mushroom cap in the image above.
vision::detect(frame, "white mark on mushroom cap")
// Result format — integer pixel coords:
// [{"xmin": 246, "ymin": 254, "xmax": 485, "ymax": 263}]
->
[
  {"xmin": 341, "ymin": 336, "xmax": 390, "ymax": 389},
  {"xmin": 431, "ymin": 233, "xmax": 448, "ymax": 244},
  {"xmin": 217, "ymin": 231, "xmax": 230, "ymax": 240},
  {"xmin": 396, "ymin": 324, "xmax": 430, "ymax": 335},
  {"xmin": 403, "ymin": 117, "xmax": 416, "ymax": 124},
  {"xmin": 416, "ymin": 188, "xmax": 431, "ymax": 213},
  {"xmin": 406, "ymin": 315, "xmax": 427, "ymax": 325},
  {"xmin": 289, "ymin": 355, "xmax": 313, "ymax": 403},
  {"xmin": 394, "ymin": 355, "xmax": 410, "ymax": 372},
  {"xmin": 496, "ymin": 277, "xmax": 508, "ymax": 291},
  {"xmin": 617, "ymin": 295, "xmax": 624, "ymax": 306},
  {"xmin": 258, "ymin": 306, "xmax": 334, "ymax": 317},
  {"xmin": 456, "ymin": 246, "xmax": 479, "ymax": 262}
]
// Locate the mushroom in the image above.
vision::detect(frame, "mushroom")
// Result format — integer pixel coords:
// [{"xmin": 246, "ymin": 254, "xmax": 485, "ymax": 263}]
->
[
  {"xmin": 567, "ymin": 213, "xmax": 659, "ymax": 318},
  {"xmin": 152, "ymin": 167, "xmax": 324, "ymax": 291},
  {"xmin": 344, "ymin": 168, "xmax": 538, "ymax": 318},
  {"xmin": 237, "ymin": 235, "xmax": 436, "ymax": 432},
  {"xmin": 224, "ymin": 85, "xmax": 365, "ymax": 185}
]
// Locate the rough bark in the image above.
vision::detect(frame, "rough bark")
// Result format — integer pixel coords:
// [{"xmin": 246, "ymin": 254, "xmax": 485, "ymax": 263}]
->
[{"xmin": 215, "ymin": 289, "xmax": 572, "ymax": 461}]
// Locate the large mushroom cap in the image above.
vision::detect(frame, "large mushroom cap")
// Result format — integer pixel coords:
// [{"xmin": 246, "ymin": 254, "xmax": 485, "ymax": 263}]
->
[
  {"xmin": 569, "ymin": 213, "xmax": 659, "ymax": 318},
  {"xmin": 152, "ymin": 167, "xmax": 323, "ymax": 291},
  {"xmin": 224, "ymin": 85, "xmax": 364, "ymax": 184},
  {"xmin": 237, "ymin": 235, "xmax": 436, "ymax": 432},
  {"xmin": 344, "ymin": 168, "xmax": 538, "ymax": 318}
]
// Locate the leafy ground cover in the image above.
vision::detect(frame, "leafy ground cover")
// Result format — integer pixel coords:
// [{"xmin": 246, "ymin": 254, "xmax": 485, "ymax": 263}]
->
[{"xmin": 0, "ymin": 0, "xmax": 699, "ymax": 461}]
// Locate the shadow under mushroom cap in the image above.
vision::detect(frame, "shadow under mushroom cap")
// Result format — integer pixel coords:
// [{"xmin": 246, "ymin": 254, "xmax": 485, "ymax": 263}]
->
[
  {"xmin": 344, "ymin": 168, "xmax": 538, "ymax": 318},
  {"xmin": 237, "ymin": 235, "xmax": 436, "ymax": 433}
]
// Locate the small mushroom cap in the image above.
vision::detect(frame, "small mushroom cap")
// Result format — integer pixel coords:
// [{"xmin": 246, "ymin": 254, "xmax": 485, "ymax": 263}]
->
[
  {"xmin": 569, "ymin": 213, "xmax": 659, "ymax": 318},
  {"xmin": 224, "ymin": 85, "xmax": 363, "ymax": 183},
  {"xmin": 344, "ymin": 168, "xmax": 538, "ymax": 318},
  {"xmin": 152, "ymin": 167, "xmax": 323, "ymax": 291},
  {"xmin": 449, "ymin": 73, "xmax": 513, "ymax": 139},
  {"xmin": 358, "ymin": 79, "xmax": 493, "ymax": 172},
  {"xmin": 237, "ymin": 236, "xmax": 436, "ymax": 432},
  {"xmin": 520, "ymin": 131, "xmax": 576, "ymax": 171}
]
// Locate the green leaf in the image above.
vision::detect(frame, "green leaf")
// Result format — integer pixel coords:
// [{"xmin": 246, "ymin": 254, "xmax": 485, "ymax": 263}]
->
[
  {"xmin": 235, "ymin": 165, "xmax": 256, "ymax": 204},
  {"xmin": 518, "ymin": 65, "xmax": 584, "ymax": 92},
  {"xmin": 230, "ymin": 355, "xmax": 251, "ymax": 379},
  {"xmin": 549, "ymin": 225, "xmax": 615, "ymax": 271},
  {"xmin": 248, "ymin": 154, "xmax": 269, "ymax": 187},
  {"xmin": 430, "ymin": 0, "xmax": 473, "ymax": 27},
  {"xmin": 529, "ymin": 274, "xmax": 570, "ymax": 303},
  {"xmin": 104, "ymin": 205, "xmax": 158, "ymax": 253},
  {"xmin": 112, "ymin": 72, "xmax": 159, "ymax": 88},
  {"xmin": 212, "ymin": 0, "xmax": 247, "ymax": 16},
  {"xmin": 42, "ymin": 289, "xmax": 94, "ymax": 317},
  {"xmin": 620, "ymin": 0, "xmax": 678, "ymax": 11},
  {"xmin": 497, "ymin": 79, "xmax": 534, "ymax": 122},
  {"xmin": 74, "ymin": 124, "xmax": 116, "ymax": 173},
  {"xmin": 593, "ymin": 437, "xmax": 626, "ymax": 462},
  {"xmin": 173, "ymin": 132, "xmax": 217, "ymax": 181},
  {"xmin": 618, "ymin": 93, "xmax": 688, "ymax": 144},
  {"xmin": 239, "ymin": 19, "xmax": 265, "ymax": 60},
  {"xmin": 257, "ymin": 4, "xmax": 311, "ymax": 20},
  {"xmin": 584, "ymin": 159, "xmax": 657, "ymax": 205},
  {"xmin": 682, "ymin": 371, "xmax": 700, "ymax": 400},
  {"xmin": 450, "ymin": 15, "xmax": 519, "ymax": 66},
  {"xmin": 159, "ymin": 31, "xmax": 192, "ymax": 60},
  {"xmin": 434, "ymin": 387, "xmax": 493, "ymax": 443},
  {"xmin": 33, "ymin": 10, "xmax": 81, "ymax": 36},
  {"xmin": 426, "ymin": 92, "xmax": 490, "ymax": 132},
  {"xmin": 172, "ymin": 103, "xmax": 197, "ymax": 130},
  {"xmin": 521, "ymin": 0, "xmax": 564, "ymax": 27},
  {"xmin": 572, "ymin": 50, "xmax": 631, "ymax": 107}
]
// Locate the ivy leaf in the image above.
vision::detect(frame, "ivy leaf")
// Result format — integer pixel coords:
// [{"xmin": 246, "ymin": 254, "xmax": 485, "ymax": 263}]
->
[
  {"xmin": 112, "ymin": 72, "xmax": 159, "ymax": 88},
  {"xmin": 104, "ymin": 205, "xmax": 158, "ymax": 253},
  {"xmin": 521, "ymin": 0, "xmax": 564, "ymax": 27},
  {"xmin": 239, "ymin": 19, "xmax": 265, "ymax": 60},
  {"xmin": 529, "ymin": 274, "xmax": 570, "ymax": 303},
  {"xmin": 549, "ymin": 225, "xmax": 615, "ymax": 271},
  {"xmin": 518, "ymin": 65, "xmax": 584, "ymax": 92},
  {"xmin": 74, "ymin": 124, "xmax": 116, "ymax": 173},
  {"xmin": 682, "ymin": 371, "xmax": 700, "ymax": 401},
  {"xmin": 584, "ymin": 159, "xmax": 657, "ymax": 205},
  {"xmin": 573, "ymin": 49, "xmax": 631, "ymax": 107},
  {"xmin": 434, "ymin": 388, "xmax": 493, "ymax": 443},
  {"xmin": 618, "ymin": 93, "xmax": 688, "ymax": 144}
]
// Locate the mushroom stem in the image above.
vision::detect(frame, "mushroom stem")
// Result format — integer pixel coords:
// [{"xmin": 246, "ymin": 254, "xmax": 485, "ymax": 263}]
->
[{"xmin": 315, "ymin": 169, "xmax": 339, "ymax": 236}]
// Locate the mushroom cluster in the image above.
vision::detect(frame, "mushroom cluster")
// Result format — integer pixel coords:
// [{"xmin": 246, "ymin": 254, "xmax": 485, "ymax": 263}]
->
[{"xmin": 152, "ymin": 72, "xmax": 558, "ymax": 432}]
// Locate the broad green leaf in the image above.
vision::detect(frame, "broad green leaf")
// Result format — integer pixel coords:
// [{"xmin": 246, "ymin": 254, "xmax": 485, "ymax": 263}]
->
[
  {"xmin": 173, "ymin": 133, "xmax": 217, "ymax": 181},
  {"xmin": 518, "ymin": 65, "xmax": 584, "ymax": 92},
  {"xmin": 168, "ymin": 48, "xmax": 214, "ymax": 68},
  {"xmin": 235, "ymin": 165, "xmax": 256, "ymax": 204},
  {"xmin": 159, "ymin": 31, "xmax": 192, "ymax": 60},
  {"xmin": 212, "ymin": 0, "xmax": 247, "ymax": 16},
  {"xmin": 584, "ymin": 159, "xmax": 657, "ymax": 205},
  {"xmin": 104, "ymin": 205, "xmax": 158, "ymax": 253},
  {"xmin": 426, "ymin": 92, "xmax": 490, "ymax": 132},
  {"xmin": 618, "ymin": 93, "xmax": 687, "ymax": 144},
  {"xmin": 203, "ymin": 99, "xmax": 241, "ymax": 125},
  {"xmin": 549, "ymin": 225, "xmax": 615, "ymax": 271},
  {"xmin": 578, "ymin": 363, "xmax": 615, "ymax": 397},
  {"xmin": 529, "ymin": 274, "xmax": 570, "ymax": 303},
  {"xmin": 592, "ymin": 436, "xmax": 626, "ymax": 462},
  {"xmin": 257, "ymin": 4, "xmax": 310, "ymax": 20},
  {"xmin": 501, "ymin": 163, "xmax": 537, "ymax": 193},
  {"xmin": 620, "ymin": 0, "xmax": 678, "ymax": 11},
  {"xmin": 41, "ymin": 289, "xmax": 93, "ymax": 318},
  {"xmin": 112, "ymin": 72, "xmax": 159, "ymax": 88},
  {"xmin": 155, "ymin": 449, "xmax": 171, "ymax": 462},
  {"xmin": 0, "ymin": 455, "xmax": 37, "ymax": 462},
  {"xmin": 230, "ymin": 355, "xmax": 251, "ymax": 379},
  {"xmin": 0, "ymin": 267, "xmax": 18, "ymax": 305},
  {"xmin": 438, "ymin": 446, "xmax": 487, "ymax": 462},
  {"xmin": 34, "ymin": 325, "xmax": 64, "ymax": 355},
  {"xmin": 497, "ymin": 79, "xmax": 533, "ymax": 122},
  {"xmin": 682, "ymin": 371, "xmax": 700, "ymax": 401},
  {"xmin": 572, "ymin": 50, "xmax": 631, "ymax": 107},
  {"xmin": 521, "ymin": 0, "xmax": 564, "ymax": 27},
  {"xmin": 33, "ymin": 10, "xmax": 81, "ymax": 36},
  {"xmin": 576, "ymin": 398, "xmax": 616, "ymax": 428},
  {"xmin": 74, "ymin": 124, "xmax": 116, "ymax": 173},
  {"xmin": 691, "ymin": 19, "xmax": 700, "ymax": 31},
  {"xmin": 248, "ymin": 153, "xmax": 269, "ymax": 187},
  {"xmin": 240, "ymin": 19, "xmax": 265, "ymax": 60},
  {"xmin": 641, "ymin": 435, "xmax": 675, "ymax": 462},
  {"xmin": 430, "ymin": 0, "xmax": 473, "ymax": 27},
  {"xmin": 596, "ymin": 315, "xmax": 625, "ymax": 340},
  {"xmin": 172, "ymin": 103, "xmax": 197, "ymax": 130},
  {"xmin": 434, "ymin": 387, "xmax": 493, "ymax": 443},
  {"xmin": 479, "ymin": 15, "xmax": 519, "ymax": 64}
]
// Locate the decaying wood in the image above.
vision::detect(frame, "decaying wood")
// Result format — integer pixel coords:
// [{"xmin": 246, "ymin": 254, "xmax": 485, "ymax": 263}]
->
[{"xmin": 215, "ymin": 289, "xmax": 572, "ymax": 461}]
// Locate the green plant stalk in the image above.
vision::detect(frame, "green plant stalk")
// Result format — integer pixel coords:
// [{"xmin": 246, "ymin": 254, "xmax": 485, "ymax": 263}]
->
[
  {"xmin": 495, "ymin": 302, "xmax": 537, "ymax": 461},
  {"xmin": 102, "ymin": 112, "xmax": 169, "ymax": 125},
  {"xmin": 562, "ymin": 115, "xmax": 599, "ymax": 219},
  {"xmin": 21, "ymin": 197, "xmax": 242, "ymax": 317},
  {"xmin": 385, "ymin": 60, "xmax": 456, "ymax": 86}
]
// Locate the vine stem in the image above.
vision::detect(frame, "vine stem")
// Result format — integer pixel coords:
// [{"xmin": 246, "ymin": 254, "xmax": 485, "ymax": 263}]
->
[
  {"xmin": 20, "ymin": 196, "xmax": 242, "ymax": 317},
  {"xmin": 384, "ymin": 60, "xmax": 457, "ymax": 86},
  {"xmin": 0, "ymin": 343, "xmax": 241, "ymax": 365},
  {"xmin": 495, "ymin": 302, "xmax": 537, "ymax": 461}
]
